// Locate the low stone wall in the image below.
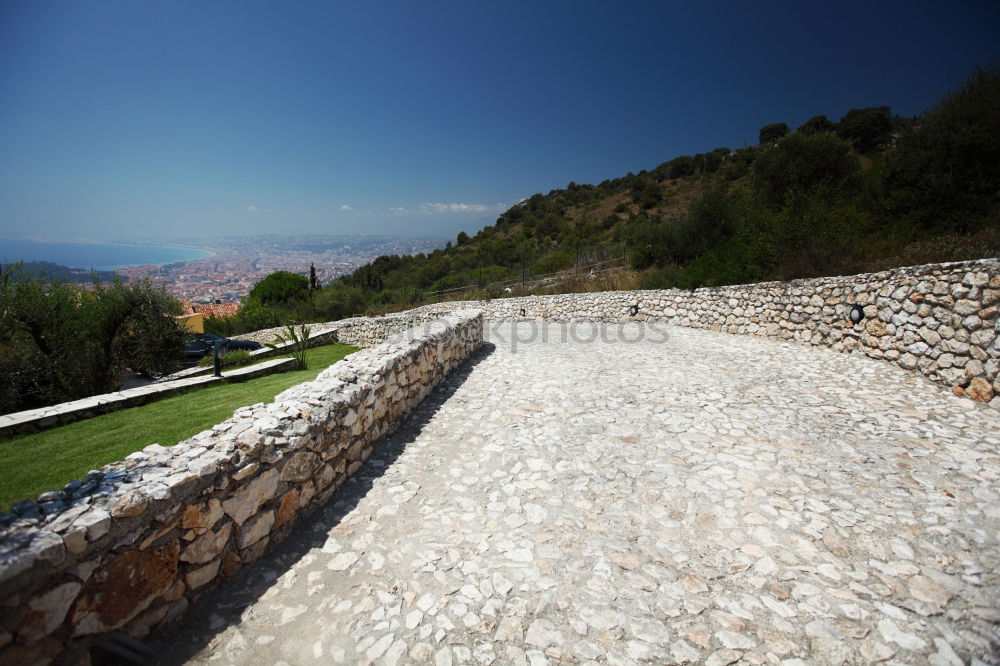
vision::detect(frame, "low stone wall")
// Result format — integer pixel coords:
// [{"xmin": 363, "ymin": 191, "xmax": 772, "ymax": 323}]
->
[
  {"xmin": 231, "ymin": 312, "xmax": 446, "ymax": 351},
  {"xmin": 332, "ymin": 312, "xmax": 448, "ymax": 348},
  {"xmin": 0, "ymin": 310, "xmax": 483, "ymax": 664},
  {"xmin": 0, "ymin": 359, "xmax": 297, "ymax": 440},
  {"xmin": 415, "ymin": 258, "xmax": 1000, "ymax": 405},
  {"xmin": 230, "ymin": 312, "xmax": 444, "ymax": 350},
  {"xmin": 228, "ymin": 324, "xmax": 341, "ymax": 347}
]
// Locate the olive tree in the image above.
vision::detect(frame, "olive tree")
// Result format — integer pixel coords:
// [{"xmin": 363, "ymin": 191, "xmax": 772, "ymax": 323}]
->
[{"xmin": 0, "ymin": 270, "xmax": 187, "ymax": 411}]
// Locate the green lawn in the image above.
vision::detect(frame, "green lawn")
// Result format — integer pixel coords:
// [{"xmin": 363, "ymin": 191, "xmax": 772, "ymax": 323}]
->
[{"xmin": 0, "ymin": 343, "xmax": 358, "ymax": 509}]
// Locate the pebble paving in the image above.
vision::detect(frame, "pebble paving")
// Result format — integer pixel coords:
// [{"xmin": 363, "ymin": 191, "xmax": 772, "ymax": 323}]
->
[{"xmin": 153, "ymin": 322, "xmax": 1000, "ymax": 665}]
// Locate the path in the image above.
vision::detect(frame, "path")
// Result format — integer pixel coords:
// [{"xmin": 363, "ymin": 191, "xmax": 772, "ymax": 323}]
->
[{"xmin": 152, "ymin": 322, "xmax": 1000, "ymax": 665}]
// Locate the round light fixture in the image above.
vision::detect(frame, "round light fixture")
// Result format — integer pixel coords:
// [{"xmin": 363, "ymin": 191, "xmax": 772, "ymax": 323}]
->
[
  {"xmin": 519, "ymin": 308, "xmax": 526, "ymax": 317},
  {"xmin": 629, "ymin": 304, "xmax": 639, "ymax": 317},
  {"xmin": 849, "ymin": 303, "xmax": 865, "ymax": 325}
]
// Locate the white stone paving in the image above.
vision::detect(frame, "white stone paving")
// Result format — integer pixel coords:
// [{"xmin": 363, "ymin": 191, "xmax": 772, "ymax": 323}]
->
[{"xmin": 153, "ymin": 322, "xmax": 1000, "ymax": 665}]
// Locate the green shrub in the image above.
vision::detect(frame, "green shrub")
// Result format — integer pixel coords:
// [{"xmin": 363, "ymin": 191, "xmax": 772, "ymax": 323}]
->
[
  {"xmin": 246, "ymin": 271, "xmax": 310, "ymax": 309},
  {"xmin": 197, "ymin": 349, "xmax": 255, "ymax": 369},
  {"xmin": 884, "ymin": 65, "xmax": 1000, "ymax": 231},
  {"xmin": 529, "ymin": 250, "xmax": 573, "ymax": 275},
  {"xmin": 758, "ymin": 122, "xmax": 789, "ymax": 145},
  {"xmin": 797, "ymin": 114, "xmax": 835, "ymax": 136},
  {"xmin": 837, "ymin": 106, "xmax": 893, "ymax": 154},
  {"xmin": 639, "ymin": 265, "xmax": 686, "ymax": 289},
  {"xmin": 752, "ymin": 132, "xmax": 860, "ymax": 208}
]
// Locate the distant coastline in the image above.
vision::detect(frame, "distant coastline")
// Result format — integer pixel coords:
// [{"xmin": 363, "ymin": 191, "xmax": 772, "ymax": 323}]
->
[{"xmin": 0, "ymin": 238, "xmax": 213, "ymax": 271}]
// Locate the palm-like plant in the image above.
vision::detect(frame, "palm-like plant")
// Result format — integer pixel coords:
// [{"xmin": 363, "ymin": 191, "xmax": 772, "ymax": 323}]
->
[{"xmin": 265, "ymin": 323, "xmax": 312, "ymax": 370}]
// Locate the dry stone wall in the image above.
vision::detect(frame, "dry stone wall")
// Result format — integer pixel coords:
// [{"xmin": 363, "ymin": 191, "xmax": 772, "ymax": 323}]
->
[
  {"xmin": 330, "ymin": 312, "xmax": 449, "ymax": 348},
  {"xmin": 0, "ymin": 310, "xmax": 483, "ymax": 665},
  {"xmin": 416, "ymin": 258, "xmax": 999, "ymax": 406},
  {"xmin": 231, "ymin": 312, "xmax": 446, "ymax": 350}
]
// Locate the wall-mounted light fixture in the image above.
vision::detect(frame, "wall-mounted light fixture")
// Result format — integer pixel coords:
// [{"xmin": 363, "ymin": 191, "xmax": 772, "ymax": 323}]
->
[
  {"xmin": 848, "ymin": 303, "xmax": 865, "ymax": 325},
  {"xmin": 519, "ymin": 308, "xmax": 526, "ymax": 317},
  {"xmin": 629, "ymin": 304, "xmax": 639, "ymax": 317}
]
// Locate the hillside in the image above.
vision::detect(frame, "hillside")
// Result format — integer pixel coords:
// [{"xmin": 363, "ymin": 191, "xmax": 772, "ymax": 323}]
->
[
  {"xmin": 220, "ymin": 66, "xmax": 999, "ymax": 329},
  {"xmin": 0, "ymin": 261, "xmax": 118, "ymax": 284}
]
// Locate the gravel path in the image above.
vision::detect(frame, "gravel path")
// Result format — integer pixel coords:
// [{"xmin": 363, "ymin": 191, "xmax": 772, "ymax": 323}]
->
[{"xmin": 152, "ymin": 322, "xmax": 1000, "ymax": 665}]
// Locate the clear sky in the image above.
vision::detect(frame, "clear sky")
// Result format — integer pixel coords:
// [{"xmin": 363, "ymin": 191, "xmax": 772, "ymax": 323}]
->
[{"xmin": 1, "ymin": 0, "xmax": 997, "ymax": 243}]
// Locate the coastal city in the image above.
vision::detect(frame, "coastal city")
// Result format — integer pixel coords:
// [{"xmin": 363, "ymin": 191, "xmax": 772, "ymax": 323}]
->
[{"xmin": 114, "ymin": 234, "xmax": 445, "ymax": 309}]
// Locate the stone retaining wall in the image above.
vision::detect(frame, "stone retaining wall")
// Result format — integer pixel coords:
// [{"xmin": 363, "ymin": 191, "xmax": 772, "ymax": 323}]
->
[
  {"xmin": 415, "ymin": 258, "xmax": 1000, "ymax": 406},
  {"xmin": 0, "ymin": 310, "xmax": 483, "ymax": 664},
  {"xmin": 230, "ymin": 312, "xmax": 444, "ymax": 350}
]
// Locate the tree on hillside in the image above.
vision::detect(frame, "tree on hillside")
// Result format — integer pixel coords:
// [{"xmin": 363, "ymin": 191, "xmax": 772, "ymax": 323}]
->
[
  {"xmin": 246, "ymin": 271, "xmax": 310, "ymax": 308},
  {"xmin": 885, "ymin": 65, "xmax": 1000, "ymax": 231},
  {"xmin": 837, "ymin": 106, "xmax": 893, "ymax": 153},
  {"xmin": 314, "ymin": 283, "xmax": 366, "ymax": 320},
  {"xmin": 752, "ymin": 132, "xmax": 860, "ymax": 208},
  {"xmin": 702, "ymin": 147, "xmax": 730, "ymax": 173},
  {"xmin": 797, "ymin": 115, "xmax": 835, "ymax": 135},
  {"xmin": 759, "ymin": 122, "xmax": 790, "ymax": 145},
  {"xmin": 667, "ymin": 156, "xmax": 694, "ymax": 179}
]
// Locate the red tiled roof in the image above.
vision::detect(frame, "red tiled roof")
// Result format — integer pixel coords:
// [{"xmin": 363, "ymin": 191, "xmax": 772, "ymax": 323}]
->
[{"xmin": 192, "ymin": 302, "xmax": 241, "ymax": 319}]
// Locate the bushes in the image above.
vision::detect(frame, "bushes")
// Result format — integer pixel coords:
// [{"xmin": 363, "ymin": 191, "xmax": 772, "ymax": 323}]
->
[
  {"xmin": 638, "ymin": 265, "xmax": 685, "ymax": 289},
  {"xmin": 837, "ymin": 106, "xmax": 893, "ymax": 154},
  {"xmin": 798, "ymin": 115, "xmax": 835, "ymax": 136},
  {"xmin": 884, "ymin": 65, "xmax": 1000, "ymax": 231},
  {"xmin": 0, "ymin": 272, "xmax": 186, "ymax": 413},
  {"xmin": 197, "ymin": 349, "xmax": 254, "ymax": 369},
  {"xmin": 313, "ymin": 283, "xmax": 366, "ymax": 321},
  {"xmin": 758, "ymin": 122, "xmax": 790, "ymax": 145},
  {"xmin": 246, "ymin": 271, "xmax": 310, "ymax": 309},
  {"xmin": 667, "ymin": 156, "xmax": 694, "ymax": 179},
  {"xmin": 530, "ymin": 251, "xmax": 574, "ymax": 275},
  {"xmin": 240, "ymin": 303, "xmax": 281, "ymax": 330},
  {"xmin": 752, "ymin": 132, "xmax": 860, "ymax": 208}
]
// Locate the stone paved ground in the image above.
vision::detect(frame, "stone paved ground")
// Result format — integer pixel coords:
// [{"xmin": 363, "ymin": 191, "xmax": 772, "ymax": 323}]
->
[{"xmin": 151, "ymin": 322, "xmax": 1000, "ymax": 665}]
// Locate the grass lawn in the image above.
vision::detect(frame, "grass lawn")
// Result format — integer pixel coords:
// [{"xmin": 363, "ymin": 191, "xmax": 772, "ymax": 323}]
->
[{"xmin": 0, "ymin": 343, "xmax": 358, "ymax": 509}]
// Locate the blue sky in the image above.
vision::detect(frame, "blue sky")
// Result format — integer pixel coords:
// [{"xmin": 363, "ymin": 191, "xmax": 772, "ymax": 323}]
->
[{"xmin": 0, "ymin": 0, "xmax": 997, "ymax": 243}]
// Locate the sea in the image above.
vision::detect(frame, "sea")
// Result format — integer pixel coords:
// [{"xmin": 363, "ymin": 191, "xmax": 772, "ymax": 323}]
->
[{"xmin": 0, "ymin": 239, "xmax": 211, "ymax": 271}]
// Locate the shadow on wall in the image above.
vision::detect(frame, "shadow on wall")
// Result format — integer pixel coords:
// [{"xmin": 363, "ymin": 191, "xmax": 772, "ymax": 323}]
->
[{"xmin": 144, "ymin": 343, "xmax": 497, "ymax": 665}]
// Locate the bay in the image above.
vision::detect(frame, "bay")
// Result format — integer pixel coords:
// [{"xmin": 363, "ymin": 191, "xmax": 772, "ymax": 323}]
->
[{"xmin": 0, "ymin": 239, "xmax": 211, "ymax": 271}]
